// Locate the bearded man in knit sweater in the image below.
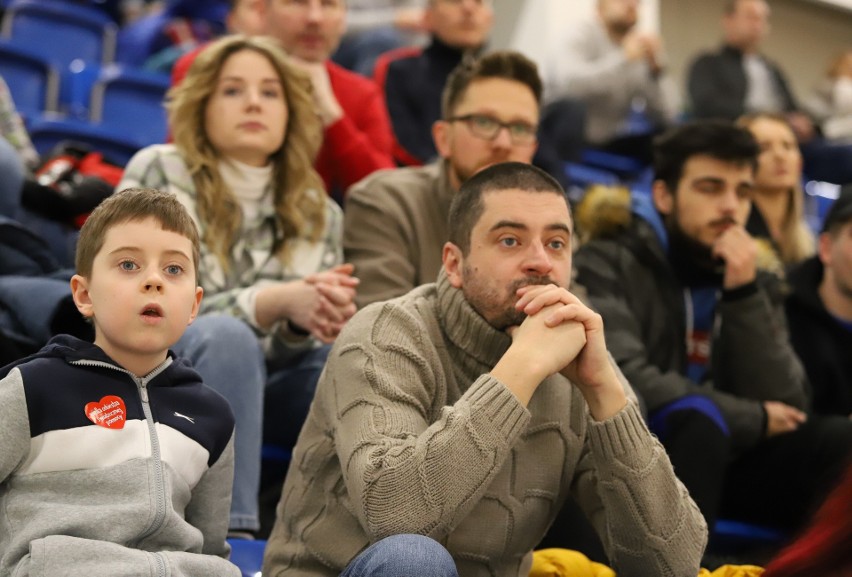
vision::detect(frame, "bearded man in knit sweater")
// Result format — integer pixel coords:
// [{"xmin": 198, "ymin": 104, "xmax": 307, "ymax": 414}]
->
[{"xmin": 263, "ymin": 162, "xmax": 706, "ymax": 577}]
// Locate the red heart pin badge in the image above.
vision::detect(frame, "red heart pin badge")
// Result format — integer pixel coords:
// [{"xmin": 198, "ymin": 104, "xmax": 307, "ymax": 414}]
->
[{"xmin": 84, "ymin": 395, "xmax": 126, "ymax": 430}]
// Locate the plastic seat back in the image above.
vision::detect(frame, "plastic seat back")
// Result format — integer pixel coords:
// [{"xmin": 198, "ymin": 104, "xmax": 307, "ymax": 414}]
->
[
  {"xmin": 0, "ymin": 41, "xmax": 59, "ymax": 118},
  {"xmin": 1, "ymin": 0, "xmax": 117, "ymax": 69},
  {"xmin": 28, "ymin": 117, "xmax": 139, "ymax": 166},
  {"xmin": 90, "ymin": 65, "xmax": 170, "ymax": 147}
]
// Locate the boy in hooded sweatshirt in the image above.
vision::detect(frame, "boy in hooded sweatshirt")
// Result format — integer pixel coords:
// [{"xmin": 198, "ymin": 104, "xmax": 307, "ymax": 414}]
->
[{"xmin": 0, "ymin": 187, "xmax": 240, "ymax": 577}]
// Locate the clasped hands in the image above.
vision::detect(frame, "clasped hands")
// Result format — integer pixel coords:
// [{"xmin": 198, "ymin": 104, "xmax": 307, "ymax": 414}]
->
[
  {"xmin": 256, "ymin": 264, "xmax": 358, "ymax": 344},
  {"xmin": 495, "ymin": 284, "xmax": 626, "ymax": 420},
  {"xmin": 292, "ymin": 263, "xmax": 358, "ymax": 343}
]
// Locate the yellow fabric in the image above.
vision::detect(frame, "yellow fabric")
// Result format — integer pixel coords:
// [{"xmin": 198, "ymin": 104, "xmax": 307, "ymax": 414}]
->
[
  {"xmin": 530, "ymin": 548, "xmax": 764, "ymax": 577},
  {"xmin": 697, "ymin": 566, "xmax": 765, "ymax": 577},
  {"xmin": 530, "ymin": 549, "xmax": 616, "ymax": 577}
]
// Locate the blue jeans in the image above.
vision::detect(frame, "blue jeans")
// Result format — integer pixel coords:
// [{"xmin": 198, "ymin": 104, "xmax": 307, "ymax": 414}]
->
[
  {"xmin": 340, "ymin": 534, "xmax": 458, "ymax": 577},
  {"xmin": 174, "ymin": 315, "xmax": 331, "ymax": 532},
  {"xmin": 174, "ymin": 315, "xmax": 266, "ymax": 532}
]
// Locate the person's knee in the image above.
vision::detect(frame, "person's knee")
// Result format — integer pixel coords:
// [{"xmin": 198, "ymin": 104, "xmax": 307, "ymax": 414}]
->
[{"xmin": 351, "ymin": 534, "xmax": 458, "ymax": 577}]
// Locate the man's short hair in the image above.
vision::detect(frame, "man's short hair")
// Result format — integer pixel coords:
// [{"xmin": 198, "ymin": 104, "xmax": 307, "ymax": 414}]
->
[
  {"xmin": 441, "ymin": 50, "xmax": 542, "ymax": 119},
  {"xmin": 653, "ymin": 120, "xmax": 759, "ymax": 194},
  {"xmin": 448, "ymin": 161, "xmax": 567, "ymax": 255},
  {"xmin": 75, "ymin": 188, "xmax": 201, "ymax": 283}
]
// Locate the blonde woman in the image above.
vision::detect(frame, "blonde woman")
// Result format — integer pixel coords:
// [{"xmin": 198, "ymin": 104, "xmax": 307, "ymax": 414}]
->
[
  {"xmin": 118, "ymin": 35, "xmax": 358, "ymax": 536},
  {"xmin": 738, "ymin": 113, "xmax": 815, "ymax": 267}
]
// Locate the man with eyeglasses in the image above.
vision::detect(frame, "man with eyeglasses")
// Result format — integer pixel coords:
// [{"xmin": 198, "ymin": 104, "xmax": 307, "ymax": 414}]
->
[{"xmin": 345, "ymin": 50, "xmax": 541, "ymax": 308}]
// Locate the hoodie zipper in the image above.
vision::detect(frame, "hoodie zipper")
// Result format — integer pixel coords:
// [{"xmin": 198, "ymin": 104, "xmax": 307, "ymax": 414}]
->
[{"xmin": 70, "ymin": 358, "xmax": 172, "ymax": 552}]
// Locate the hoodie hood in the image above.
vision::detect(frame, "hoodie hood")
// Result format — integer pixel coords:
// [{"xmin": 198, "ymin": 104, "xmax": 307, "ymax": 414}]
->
[{"xmin": 0, "ymin": 334, "xmax": 198, "ymax": 387}]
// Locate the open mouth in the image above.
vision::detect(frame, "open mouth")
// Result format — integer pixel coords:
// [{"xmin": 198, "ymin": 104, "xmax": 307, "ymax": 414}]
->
[{"xmin": 141, "ymin": 306, "xmax": 163, "ymax": 318}]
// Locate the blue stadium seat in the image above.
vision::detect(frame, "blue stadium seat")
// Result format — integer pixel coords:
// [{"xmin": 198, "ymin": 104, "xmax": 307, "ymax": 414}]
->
[
  {"xmin": 1, "ymin": 0, "xmax": 117, "ymax": 69},
  {"xmin": 708, "ymin": 519, "xmax": 788, "ymax": 557},
  {"xmin": 27, "ymin": 117, "xmax": 139, "ymax": 166},
  {"xmin": 89, "ymin": 65, "xmax": 170, "ymax": 147},
  {"xmin": 0, "ymin": 41, "xmax": 59, "ymax": 119},
  {"xmin": 227, "ymin": 538, "xmax": 265, "ymax": 577}
]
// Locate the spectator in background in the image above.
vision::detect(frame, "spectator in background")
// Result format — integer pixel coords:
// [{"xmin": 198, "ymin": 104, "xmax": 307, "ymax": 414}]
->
[
  {"xmin": 379, "ymin": 0, "xmax": 493, "ymax": 165},
  {"xmin": 543, "ymin": 0, "xmax": 678, "ymax": 165},
  {"xmin": 120, "ymin": 35, "xmax": 358, "ymax": 537},
  {"xmin": 345, "ymin": 51, "xmax": 539, "ymax": 308},
  {"xmin": 333, "ymin": 0, "xmax": 428, "ymax": 77},
  {"xmin": 806, "ymin": 49, "xmax": 852, "ymax": 144},
  {"xmin": 171, "ymin": 0, "xmax": 267, "ymax": 84},
  {"xmin": 171, "ymin": 0, "xmax": 396, "ymax": 202},
  {"xmin": 261, "ymin": 0, "xmax": 395, "ymax": 200},
  {"xmin": 785, "ymin": 185, "xmax": 852, "ymax": 418},
  {"xmin": 738, "ymin": 113, "xmax": 815, "ymax": 268},
  {"xmin": 687, "ymin": 0, "xmax": 852, "ymax": 185},
  {"xmin": 574, "ymin": 120, "xmax": 852, "ymax": 536}
]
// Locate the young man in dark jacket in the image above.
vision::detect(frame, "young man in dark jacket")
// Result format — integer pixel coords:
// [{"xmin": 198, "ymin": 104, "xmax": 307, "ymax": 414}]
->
[{"xmin": 574, "ymin": 121, "xmax": 852, "ymax": 537}]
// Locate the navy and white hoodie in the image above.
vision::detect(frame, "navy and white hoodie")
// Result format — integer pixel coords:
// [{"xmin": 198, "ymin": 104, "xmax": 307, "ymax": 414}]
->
[{"xmin": 0, "ymin": 335, "xmax": 240, "ymax": 577}]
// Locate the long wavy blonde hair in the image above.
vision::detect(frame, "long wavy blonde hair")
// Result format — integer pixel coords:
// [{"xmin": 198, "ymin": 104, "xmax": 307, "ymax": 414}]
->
[
  {"xmin": 736, "ymin": 112, "xmax": 815, "ymax": 265},
  {"xmin": 167, "ymin": 34, "xmax": 325, "ymax": 270}
]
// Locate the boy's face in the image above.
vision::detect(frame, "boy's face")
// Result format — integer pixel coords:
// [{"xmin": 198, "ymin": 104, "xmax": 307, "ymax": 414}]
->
[{"xmin": 71, "ymin": 217, "xmax": 203, "ymax": 376}]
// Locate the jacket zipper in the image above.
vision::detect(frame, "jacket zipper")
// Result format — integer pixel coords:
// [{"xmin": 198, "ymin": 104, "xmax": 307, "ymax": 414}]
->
[{"xmin": 70, "ymin": 358, "xmax": 172, "ymax": 556}]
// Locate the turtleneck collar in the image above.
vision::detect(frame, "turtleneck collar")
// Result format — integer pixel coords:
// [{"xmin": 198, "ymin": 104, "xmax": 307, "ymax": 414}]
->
[{"xmin": 436, "ymin": 269, "xmax": 512, "ymax": 371}]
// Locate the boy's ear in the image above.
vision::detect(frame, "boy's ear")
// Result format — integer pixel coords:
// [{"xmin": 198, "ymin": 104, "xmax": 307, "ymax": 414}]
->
[
  {"xmin": 187, "ymin": 286, "xmax": 203, "ymax": 326},
  {"xmin": 70, "ymin": 274, "xmax": 94, "ymax": 318},
  {"xmin": 442, "ymin": 241, "xmax": 464, "ymax": 288}
]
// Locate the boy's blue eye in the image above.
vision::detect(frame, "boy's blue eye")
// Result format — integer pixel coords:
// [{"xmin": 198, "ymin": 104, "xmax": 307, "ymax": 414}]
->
[
  {"xmin": 119, "ymin": 260, "xmax": 138, "ymax": 271},
  {"xmin": 165, "ymin": 265, "xmax": 184, "ymax": 276}
]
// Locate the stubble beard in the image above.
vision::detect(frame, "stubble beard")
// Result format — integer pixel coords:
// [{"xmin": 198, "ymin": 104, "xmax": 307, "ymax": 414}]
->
[{"xmin": 462, "ymin": 263, "xmax": 556, "ymax": 331}]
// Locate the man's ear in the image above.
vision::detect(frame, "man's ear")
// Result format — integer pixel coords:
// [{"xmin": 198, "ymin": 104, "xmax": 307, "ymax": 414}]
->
[
  {"xmin": 442, "ymin": 241, "xmax": 464, "ymax": 288},
  {"xmin": 652, "ymin": 180, "xmax": 674, "ymax": 216},
  {"xmin": 818, "ymin": 232, "xmax": 833, "ymax": 268},
  {"xmin": 70, "ymin": 274, "xmax": 94, "ymax": 319},
  {"xmin": 432, "ymin": 120, "xmax": 451, "ymax": 159},
  {"xmin": 187, "ymin": 286, "xmax": 204, "ymax": 326}
]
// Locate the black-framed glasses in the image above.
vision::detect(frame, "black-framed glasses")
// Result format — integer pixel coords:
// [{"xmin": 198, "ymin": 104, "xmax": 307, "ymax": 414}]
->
[{"xmin": 447, "ymin": 114, "xmax": 537, "ymax": 145}]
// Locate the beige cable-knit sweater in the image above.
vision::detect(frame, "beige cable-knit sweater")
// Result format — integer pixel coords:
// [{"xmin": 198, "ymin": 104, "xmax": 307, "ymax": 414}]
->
[{"xmin": 263, "ymin": 272, "xmax": 707, "ymax": 577}]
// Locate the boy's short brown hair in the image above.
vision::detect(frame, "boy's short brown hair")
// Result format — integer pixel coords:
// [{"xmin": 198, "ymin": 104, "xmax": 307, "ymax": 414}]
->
[{"xmin": 75, "ymin": 188, "xmax": 201, "ymax": 282}]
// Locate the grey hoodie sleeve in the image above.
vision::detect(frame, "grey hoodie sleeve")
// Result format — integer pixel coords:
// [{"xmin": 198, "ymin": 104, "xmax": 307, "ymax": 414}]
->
[
  {"xmin": 0, "ymin": 368, "xmax": 31, "ymax": 482},
  {"xmin": 185, "ymin": 433, "xmax": 236, "ymax": 558},
  {"xmin": 20, "ymin": 534, "xmax": 241, "ymax": 577}
]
